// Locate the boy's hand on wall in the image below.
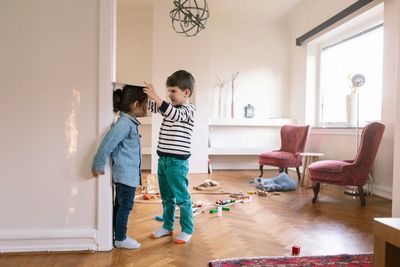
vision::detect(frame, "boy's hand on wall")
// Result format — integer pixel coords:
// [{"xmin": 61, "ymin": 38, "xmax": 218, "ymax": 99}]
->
[
  {"xmin": 92, "ymin": 170, "xmax": 104, "ymax": 178},
  {"xmin": 144, "ymin": 82, "xmax": 163, "ymax": 107}
]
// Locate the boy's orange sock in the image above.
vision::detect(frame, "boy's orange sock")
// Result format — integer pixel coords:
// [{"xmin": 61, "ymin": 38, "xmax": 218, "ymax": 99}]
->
[{"xmin": 174, "ymin": 232, "xmax": 192, "ymax": 244}]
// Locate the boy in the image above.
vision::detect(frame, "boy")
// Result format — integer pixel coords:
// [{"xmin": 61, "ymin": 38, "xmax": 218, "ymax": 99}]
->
[{"xmin": 144, "ymin": 70, "xmax": 195, "ymax": 244}]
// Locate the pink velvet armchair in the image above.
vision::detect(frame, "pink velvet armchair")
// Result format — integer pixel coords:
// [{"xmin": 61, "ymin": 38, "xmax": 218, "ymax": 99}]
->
[
  {"xmin": 258, "ymin": 125, "xmax": 310, "ymax": 182},
  {"xmin": 308, "ymin": 122, "xmax": 385, "ymax": 207}
]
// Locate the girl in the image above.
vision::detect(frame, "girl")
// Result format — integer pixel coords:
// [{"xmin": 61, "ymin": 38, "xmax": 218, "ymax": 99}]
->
[{"xmin": 92, "ymin": 85, "xmax": 148, "ymax": 249}]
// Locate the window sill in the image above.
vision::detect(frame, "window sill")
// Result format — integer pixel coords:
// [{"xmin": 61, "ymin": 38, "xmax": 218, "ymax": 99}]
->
[
  {"xmin": 312, "ymin": 126, "xmax": 363, "ymax": 129},
  {"xmin": 310, "ymin": 127, "xmax": 361, "ymax": 136}
]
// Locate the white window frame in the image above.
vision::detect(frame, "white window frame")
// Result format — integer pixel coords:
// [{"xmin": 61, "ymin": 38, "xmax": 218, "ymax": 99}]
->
[{"xmin": 313, "ymin": 7, "xmax": 383, "ymax": 128}]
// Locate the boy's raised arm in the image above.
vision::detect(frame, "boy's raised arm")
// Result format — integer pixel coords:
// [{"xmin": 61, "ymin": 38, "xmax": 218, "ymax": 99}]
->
[
  {"xmin": 148, "ymin": 100, "xmax": 161, "ymax": 114},
  {"xmin": 144, "ymin": 82, "xmax": 194, "ymax": 122},
  {"xmin": 159, "ymin": 102, "xmax": 195, "ymax": 122}
]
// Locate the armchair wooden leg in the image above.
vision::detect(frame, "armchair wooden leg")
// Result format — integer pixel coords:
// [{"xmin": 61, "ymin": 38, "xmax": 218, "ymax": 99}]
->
[
  {"xmin": 279, "ymin": 167, "xmax": 284, "ymax": 173},
  {"xmin": 259, "ymin": 165, "xmax": 264, "ymax": 177},
  {"xmin": 296, "ymin": 167, "xmax": 301, "ymax": 183},
  {"xmin": 284, "ymin": 168, "xmax": 288, "ymax": 174},
  {"xmin": 312, "ymin": 182, "xmax": 320, "ymax": 203},
  {"xmin": 358, "ymin": 185, "xmax": 366, "ymax": 207}
]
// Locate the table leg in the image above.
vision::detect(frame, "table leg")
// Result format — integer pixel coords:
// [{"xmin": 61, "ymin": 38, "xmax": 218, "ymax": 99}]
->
[
  {"xmin": 374, "ymin": 236, "xmax": 386, "ymax": 267},
  {"xmin": 301, "ymin": 156, "xmax": 309, "ymax": 187},
  {"xmin": 387, "ymin": 242, "xmax": 400, "ymax": 266}
]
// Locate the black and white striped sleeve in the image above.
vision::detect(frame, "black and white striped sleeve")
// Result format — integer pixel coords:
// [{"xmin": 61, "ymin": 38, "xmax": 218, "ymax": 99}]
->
[
  {"xmin": 148, "ymin": 100, "xmax": 161, "ymax": 114},
  {"xmin": 159, "ymin": 101, "xmax": 195, "ymax": 122}
]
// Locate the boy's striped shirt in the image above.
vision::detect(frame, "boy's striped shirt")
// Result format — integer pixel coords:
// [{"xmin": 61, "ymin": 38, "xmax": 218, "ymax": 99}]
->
[{"xmin": 148, "ymin": 100, "xmax": 195, "ymax": 159}]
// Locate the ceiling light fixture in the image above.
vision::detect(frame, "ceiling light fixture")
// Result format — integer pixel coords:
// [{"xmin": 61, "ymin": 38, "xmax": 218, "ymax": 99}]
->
[{"xmin": 170, "ymin": 0, "xmax": 210, "ymax": 37}]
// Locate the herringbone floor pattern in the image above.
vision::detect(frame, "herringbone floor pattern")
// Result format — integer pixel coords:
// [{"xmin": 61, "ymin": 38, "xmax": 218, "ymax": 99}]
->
[{"xmin": 0, "ymin": 170, "xmax": 391, "ymax": 267}]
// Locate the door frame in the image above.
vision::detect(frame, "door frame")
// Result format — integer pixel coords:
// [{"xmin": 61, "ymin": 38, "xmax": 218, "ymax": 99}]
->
[{"xmin": 96, "ymin": 0, "xmax": 116, "ymax": 251}]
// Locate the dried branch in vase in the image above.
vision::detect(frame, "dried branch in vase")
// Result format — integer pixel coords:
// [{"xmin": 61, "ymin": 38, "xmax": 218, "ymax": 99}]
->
[
  {"xmin": 215, "ymin": 75, "xmax": 229, "ymax": 118},
  {"xmin": 230, "ymin": 72, "xmax": 239, "ymax": 118}
]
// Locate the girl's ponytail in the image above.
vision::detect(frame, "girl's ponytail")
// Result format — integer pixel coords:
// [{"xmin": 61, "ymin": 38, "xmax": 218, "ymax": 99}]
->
[{"xmin": 113, "ymin": 89, "xmax": 123, "ymax": 112}]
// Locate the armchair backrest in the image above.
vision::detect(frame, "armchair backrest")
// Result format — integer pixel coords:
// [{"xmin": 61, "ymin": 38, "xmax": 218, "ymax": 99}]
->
[
  {"xmin": 280, "ymin": 125, "xmax": 310, "ymax": 155},
  {"xmin": 353, "ymin": 122, "xmax": 385, "ymax": 176}
]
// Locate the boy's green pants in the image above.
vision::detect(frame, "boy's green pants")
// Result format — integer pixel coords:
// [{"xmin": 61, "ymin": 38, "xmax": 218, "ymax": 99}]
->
[{"xmin": 158, "ymin": 156, "xmax": 193, "ymax": 234}]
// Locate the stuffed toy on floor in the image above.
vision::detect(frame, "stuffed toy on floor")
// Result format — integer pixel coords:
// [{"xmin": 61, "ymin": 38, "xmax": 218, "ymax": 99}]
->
[{"xmin": 252, "ymin": 173, "xmax": 297, "ymax": 192}]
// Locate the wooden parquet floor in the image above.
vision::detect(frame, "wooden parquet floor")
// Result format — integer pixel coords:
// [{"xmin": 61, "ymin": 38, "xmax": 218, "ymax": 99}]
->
[{"xmin": 0, "ymin": 170, "xmax": 392, "ymax": 267}]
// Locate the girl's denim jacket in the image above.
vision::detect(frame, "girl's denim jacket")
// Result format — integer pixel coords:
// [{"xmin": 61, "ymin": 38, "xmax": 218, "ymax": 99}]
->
[{"xmin": 92, "ymin": 112, "xmax": 141, "ymax": 187}]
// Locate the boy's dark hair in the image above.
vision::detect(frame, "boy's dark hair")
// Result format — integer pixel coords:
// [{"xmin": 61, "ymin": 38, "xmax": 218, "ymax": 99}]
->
[
  {"xmin": 113, "ymin": 85, "xmax": 148, "ymax": 113},
  {"xmin": 166, "ymin": 70, "xmax": 195, "ymax": 96}
]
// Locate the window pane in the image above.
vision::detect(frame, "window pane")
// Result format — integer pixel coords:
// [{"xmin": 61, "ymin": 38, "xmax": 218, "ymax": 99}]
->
[{"xmin": 320, "ymin": 26, "xmax": 383, "ymax": 124}]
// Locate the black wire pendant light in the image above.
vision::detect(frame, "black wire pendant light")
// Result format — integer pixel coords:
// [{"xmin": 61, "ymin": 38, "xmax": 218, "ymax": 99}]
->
[{"xmin": 170, "ymin": 0, "xmax": 210, "ymax": 37}]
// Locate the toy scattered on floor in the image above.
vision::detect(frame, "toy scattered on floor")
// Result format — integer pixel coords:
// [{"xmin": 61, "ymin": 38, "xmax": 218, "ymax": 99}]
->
[
  {"xmin": 231, "ymin": 195, "xmax": 251, "ymax": 201},
  {"xmin": 253, "ymin": 173, "xmax": 297, "ymax": 192},
  {"xmin": 292, "ymin": 245, "xmax": 301, "ymax": 256},
  {"xmin": 175, "ymin": 201, "xmax": 208, "ymax": 218},
  {"xmin": 215, "ymin": 199, "xmax": 235, "ymax": 206},
  {"xmin": 191, "ymin": 201, "xmax": 207, "ymax": 217},
  {"xmin": 141, "ymin": 175, "xmax": 157, "ymax": 194},
  {"xmin": 214, "ymin": 196, "xmax": 252, "ymax": 208},
  {"xmin": 142, "ymin": 193, "xmax": 160, "ymax": 200},
  {"xmin": 209, "ymin": 206, "xmax": 230, "ymax": 214},
  {"xmin": 135, "ymin": 193, "xmax": 162, "ymax": 204},
  {"xmin": 239, "ymin": 196, "xmax": 252, "ymax": 203},
  {"xmin": 241, "ymin": 190, "xmax": 268, "ymax": 197},
  {"xmin": 230, "ymin": 191, "xmax": 244, "ymax": 198},
  {"xmin": 193, "ymin": 179, "xmax": 222, "ymax": 191},
  {"xmin": 136, "ymin": 175, "xmax": 162, "ymax": 202},
  {"xmin": 193, "ymin": 200, "xmax": 204, "ymax": 208},
  {"xmin": 257, "ymin": 190, "xmax": 268, "ymax": 197},
  {"xmin": 217, "ymin": 206, "xmax": 222, "ymax": 217},
  {"xmin": 192, "ymin": 207, "xmax": 205, "ymax": 217},
  {"xmin": 155, "ymin": 215, "xmax": 163, "ymax": 222}
]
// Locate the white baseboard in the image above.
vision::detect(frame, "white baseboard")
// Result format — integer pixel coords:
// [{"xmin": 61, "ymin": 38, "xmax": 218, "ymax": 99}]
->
[
  {"xmin": 212, "ymin": 164, "xmax": 304, "ymax": 173},
  {"xmin": 372, "ymin": 183, "xmax": 392, "ymax": 200},
  {"xmin": 212, "ymin": 163, "xmax": 270, "ymax": 170},
  {"xmin": 0, "ymin": 228, "xmax": 98, "ymax": 253}
]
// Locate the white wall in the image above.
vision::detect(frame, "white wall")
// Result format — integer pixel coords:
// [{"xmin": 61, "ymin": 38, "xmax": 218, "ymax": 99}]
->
[
  {"xmin": 0, "ymin": 0, "xmax": 113, "ymax": 252},
  {"xmin": 289, "ymin": 0, "xmax": 393, "ymax": 199},
  {"xmin": 207, "ymin": 17, "xmax": 292, "ymax": 170},
  {"xmin": 116, "ymin": 5, "xmax": 153, "ymax": 170},
  {"xmin": 116, "ymin": 6, "xmax": 153, "ymax": 84},
  {"xmin": 209, "ymin": 19, "xmax": 291, "ymax": 119}
]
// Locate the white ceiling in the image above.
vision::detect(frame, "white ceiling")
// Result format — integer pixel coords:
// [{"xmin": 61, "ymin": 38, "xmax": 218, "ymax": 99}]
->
[{"xmin": 118, "ymin": 0, "xmax": 306, "ymax": 22}]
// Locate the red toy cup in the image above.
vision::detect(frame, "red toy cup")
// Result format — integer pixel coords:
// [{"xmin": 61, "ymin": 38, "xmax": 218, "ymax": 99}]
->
[{"xmin": 292, "ymin": 245, "xmax": 300, "ymax": 255}]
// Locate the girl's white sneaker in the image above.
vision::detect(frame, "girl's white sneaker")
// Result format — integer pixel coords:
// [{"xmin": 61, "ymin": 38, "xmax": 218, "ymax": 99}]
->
[{"xmin": 114, "ymin": 237, "xmax": 141, "ymax": 249}]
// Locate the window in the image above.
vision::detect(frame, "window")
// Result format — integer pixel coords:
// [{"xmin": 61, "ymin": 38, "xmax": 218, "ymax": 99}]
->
[{"xmin": 318, "ymin": 24, "xmax": 383, "ymax": 126}]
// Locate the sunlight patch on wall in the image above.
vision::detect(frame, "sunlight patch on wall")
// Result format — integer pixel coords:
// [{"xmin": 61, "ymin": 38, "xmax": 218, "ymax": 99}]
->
[
  {"xmin": 65, "ymin": 89, "xmax": 81, "ymax": 158},
  {"xmin": 65, "ymin": 89, "xmax": 81, "ymax": 224}
]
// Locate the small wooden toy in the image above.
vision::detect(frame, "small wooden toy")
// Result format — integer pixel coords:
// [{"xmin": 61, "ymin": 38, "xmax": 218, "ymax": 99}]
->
[
  {"xmin": 257, "ymin": 190, "xmax": 268, "ymax": 197},
  {"xmin": 209, "ymin": 209, "xmax": 218, "ymax": 214}
]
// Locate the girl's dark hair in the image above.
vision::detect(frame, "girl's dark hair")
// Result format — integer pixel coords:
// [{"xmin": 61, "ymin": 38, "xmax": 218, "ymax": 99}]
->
[
  {"xmin": 166, "ymin": 70, "xmax": 195, "ymax": 96},
  {"xmin": 113, "ymin": 85, "xmax": 148, "ymax": 113}
]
